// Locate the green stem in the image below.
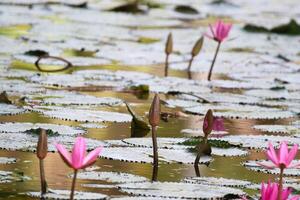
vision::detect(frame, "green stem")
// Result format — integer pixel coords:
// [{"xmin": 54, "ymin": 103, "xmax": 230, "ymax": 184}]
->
[
  {"xmin": 70, "ymin": 170, "xmax": 78, "ymax": 200},
  {"xmin": 207, "ymin": 42, "xmax": 221, "ymax": 81},
  {"xmin": 278, "ymin": 167, "xmax": 284, "ymax": 200},
  {"xmin": 164, "ymin": 54, "xmax": 169, "ymax": 77},
  {"xmin": 39, "ymin": 159, "xmax": 47, "ymax": 196}
]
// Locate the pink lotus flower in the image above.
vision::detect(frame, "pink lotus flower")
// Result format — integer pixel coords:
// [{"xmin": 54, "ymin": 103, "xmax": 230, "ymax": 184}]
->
[
  {"xmin": 261, "ymin": 181, "xmax": 292, "ymax": 200},
  {"xmin": 205, "ymin": 20, "xmax": 232, "ymax": 43},
  {"xmin": 55, "ymin": 137, "xmax": 102, "ymax": 170},
  {"xmin": 259, "ymin": 141, "xmax": 300, "ymax": 169}
]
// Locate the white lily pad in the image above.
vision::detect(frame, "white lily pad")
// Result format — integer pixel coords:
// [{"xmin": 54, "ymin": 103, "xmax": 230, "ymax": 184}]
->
[
  {"xmin": 76, "ymin": 171, "xmax": 148, "ymax": 183},
  {"xmin": 0, "ymin": 103, "xmax": 25, "ymax": 115},
  {"xmin": 181, "ymin": 129, "xmax": 228, "ymax": 137},
  {"xmin": 183, "ymin": 176, "xmax": 253, "ymax": 188},
  {"xmin": 27, "ymin": 189, "xmax": 108, "ymax": 200},
  {"xmin": 0, "ymin": 157, "xmax": 16, "ymax": 164},
  {"xmin": 100, "ymin": 147, "xmax": 212, "ymax": 164},
  {"xmin": 118, "ymin": 181, "xmax": 245, "ymax": 199},
  {"xmin": 0, "ymin": 132, "xmax": 105, "ymax": 152},
  {"xmin": 80, "ymin": 123, "xmax": 107, "ymax": 129},
  {"xmin": 244, "ymin": 160, "xmax": 300, "ymax": 176},
  {"xmin": 0, "ymin": 122, "xmax": 85, "ymax": 136},
  {"xmin": 184, "ymin": 103, "xmax": 294, "ymax": 119},
  {"xmin": 212, "ymin": 135, "xmax": 300, "ymax": 149},
  {"xmin": 28, "ymin": 106, "xmax": 132, "ymax": 123},
  {"xmin": 253, "ymin": 125, "xmax": 299, "ymax": 134}
]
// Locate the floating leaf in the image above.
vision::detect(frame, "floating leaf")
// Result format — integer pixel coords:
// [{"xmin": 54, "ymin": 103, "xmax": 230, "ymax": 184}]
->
[
  {"xmin": 244, "ymin": 19, "xmax": 300, "ymax": 35},
  {"xmin": 27, "ymin": 189, "xmax": 108, "ymax": 200},
  {"xmin": 118, "ymin": 181, "xmax": 244, "ymax": 199},
  {"xmin": 174, "ymin": 5, "xmax": 199, "ymax": 15},
  {"xmin": 76, "ymin": 171, "xmax": 148, "ymax": 183},
  {"xmin": 0, "ymin": 103, "xmax": 25, "ymax": 115},
  {"xmin": 0, "ymin": 157, "xmax": 16, "ymax": 164},
  {"xmin": 0, "ymin": 122, "xmax": 85, "ymax": 136}
]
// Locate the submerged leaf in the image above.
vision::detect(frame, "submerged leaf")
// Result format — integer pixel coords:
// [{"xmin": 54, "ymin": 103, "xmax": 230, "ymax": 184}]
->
[{"xmin": 174, "ymin": 5, "xmax": 199, "ymax": 15}]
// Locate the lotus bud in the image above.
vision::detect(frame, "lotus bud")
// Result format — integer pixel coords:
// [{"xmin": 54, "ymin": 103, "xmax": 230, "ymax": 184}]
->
[
  {"xmin": 203, "ymin": 109, "xmax": 214, "ymax": 138},
  {"xmin": 165, "ymin": 33, "xmax": 173, "ymax": 55},
  {"xmin": 149, "ymin": 94, "xmax": 161, "ymax": 127},
  {"xmin": 37, "ymin": 129, "xmax": 48, "ymax": 160},
  {"xmin": 191, "ymin": 36, "xmax": 204, "ymax": 57}
]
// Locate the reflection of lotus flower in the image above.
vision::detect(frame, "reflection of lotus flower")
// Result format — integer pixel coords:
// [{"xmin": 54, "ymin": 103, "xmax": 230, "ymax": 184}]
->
[
  {"xmin": 55, "ymin": 137, "xmax": 102, "ymax": 170},
  {"xmin": 261, "ymin": 181, "xmax": 292, "ymax": 200},
  {"xmin": 205, "ymin": 20, "xmax": 232, "ymax": 43},
  {"xmin": 259, "ymin": 142, "xmax": 299, "ymax": 169},
  {"xmin": 203, "ymin": 115, "xmax": 225, "ymax": 134},
  {"xmin": 212, "ymin": 117, "xmax": 225, "ymax": 132}
]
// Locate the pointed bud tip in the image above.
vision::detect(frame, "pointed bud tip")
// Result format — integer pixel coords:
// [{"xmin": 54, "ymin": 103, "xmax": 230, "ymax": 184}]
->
[
  {"xmin": 203, "ymin": 109, "xmax": 214, "ymax": 137},
  {"xmin": 165, "ymin": 33, "xmax": 173, "ymax": 55},
  {"xmin": 191, "ymin": 36, "xmax": 204, "ymax": 57},
  {"xmin": 149, "ymin": 94, "xmax": 161, "ymax": 127}
]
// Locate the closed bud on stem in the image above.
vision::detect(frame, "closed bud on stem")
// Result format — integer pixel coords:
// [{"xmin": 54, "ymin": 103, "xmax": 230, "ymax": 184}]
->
[
  {"xmin": 203, "ymin": 109, "xmax": 214, "ymax": 138},
  {"xmin": 191, "ymin": 36, "xmax": 204, "ymax": 57},
  {"xmin": 165, "ymin": 33, "xmax": 173, "ymax": 55},
  {"xmin": 149, "ymin": 94, "xmax": 161, "ymax": 127},
  {"xmin": 37, "ymin": 129, "xmax": 48, "ymax": 160}
]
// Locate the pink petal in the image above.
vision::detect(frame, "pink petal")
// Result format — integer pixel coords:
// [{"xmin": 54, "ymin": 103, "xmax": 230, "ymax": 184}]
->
[
  {"xmin": 269, "ymin": 183, "xmax": 278, "ymax": 200},
  {"xmin": 55, "ymin": 143, "xmax": 72, "ymax": 168},
  {"xmin": 282, "ymin": 188, "xmax": 292, "ymax": 200},
  {"xmin": 290, "ymin": 195, "xmax": 300, "ymax": 200},
  {"xmin": 288, "ymin": 161, "xmax": 300, "ymax": 168},
  {"xmin": 267, "ymin": 142, "xmax": 279, "ymax": 165},
  {"xmin": 209, "ymin": 24, "xmax": 216, "ymax": 39},
  {"xmin": 82, "ymin": 147, "xmax": 103, "ymax": 168},
  {"xmin": 279, "ymin": 141, "xmax": 289, "ymax": 166},
  {"xmin": 71, "ymin": 137, "xmax": 86, "ymax": 169},
  {"xmin": 204, "ymin": 32, "xmax": 214, "ymax": 40},
  {"xmin": 286, "ymin": 144, "xmax": 298, "ymax": 167}
]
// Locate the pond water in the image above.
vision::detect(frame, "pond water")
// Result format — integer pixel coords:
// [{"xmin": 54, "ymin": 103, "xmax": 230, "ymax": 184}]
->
[{"xmin": 0, "ymin": 0, "xmax": 300, "ymax": 199}]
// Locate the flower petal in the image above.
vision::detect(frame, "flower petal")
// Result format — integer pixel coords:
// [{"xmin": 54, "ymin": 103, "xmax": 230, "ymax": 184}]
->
[
  {"xmin": 279, "ymin": 141, "xmax": 289, "ymax": 166},
  {"xmin": 82, "ymin": 147, "xmax": 102, "ymax": 168},
  {"xmin": 71, "ymin": 137, "xmax": 86, "ymax": 169},
  {"xmin": 55, "ymin": 143, "xmax": 72, "ymax": 168},
  {"xmin": 286, "ymin": 144, "xmax": 298, "ymax": 167},
  {"xmin": 267, "ymin": 142, "xmax": 279, "ymax": 166}
]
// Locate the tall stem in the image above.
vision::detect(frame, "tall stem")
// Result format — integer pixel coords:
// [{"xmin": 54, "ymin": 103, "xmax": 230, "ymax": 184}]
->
[
  {"xmin": 151, "ymin": 126, "xmax": 158, "ymax": 167},
  {"xmin": 278, "ymin": 167, "xmax": 284, "ymax": 200},
  {"xmin": 164, "ymin": 54, "xmax": 169, "ymax": 77},
  {"xmin": 207, "ymin": 42, "xmax": 221, "ymax": 81},
  {"xmin": 187, "ymin": 56, "xmax": 194, "ymax": 79},
  {"xmin": 70, "ymin": 170, "xmax": 78, "ymax": 200},
  {"xmin": 152, "ymin": 163, "xmax": 158, "ymax": 181},
  {"xmin": 39, "ymin": 159, "xmax": 47, "ymax": 196}
]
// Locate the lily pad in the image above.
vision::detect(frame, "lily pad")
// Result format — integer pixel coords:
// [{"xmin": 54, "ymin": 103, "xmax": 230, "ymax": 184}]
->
[
  {"xmin": 0, "ymin": 103, "xmax": 25, "ymax": 115},
  {"xmin": 28, "ymin": 106, "xmax": 132, "ymax": 123},
  {"xmin": 118, "ymin": 181, "xmax": 244, "ymax": 199},
  {"xmin": 183, "ymin": 176, "xmax": 253, "ymax": 188},
  {"xmin": 27, "ymin": 189, "xmax": 108, "ymax": 200},
  {"xmin": 76, "ymin": 171, "xmax": 148, "ymax": 183},
  {"xmin": 100, "ymin": 146, "xmax": 212, "ymax": 164},
  {"xmin": 0, "ymin": 122, "xmax": 85, "ymax": 136},
  {"xmin": 0, "ymin": 157, "xmax": 16, "ymax": 164},
  {"xmin": 253, "ymin": 125, "xmax": 299, "ymax": 134},
  {"xmin": 244, "ymin": 160, "xmax": 300, "ymax": 176}
]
